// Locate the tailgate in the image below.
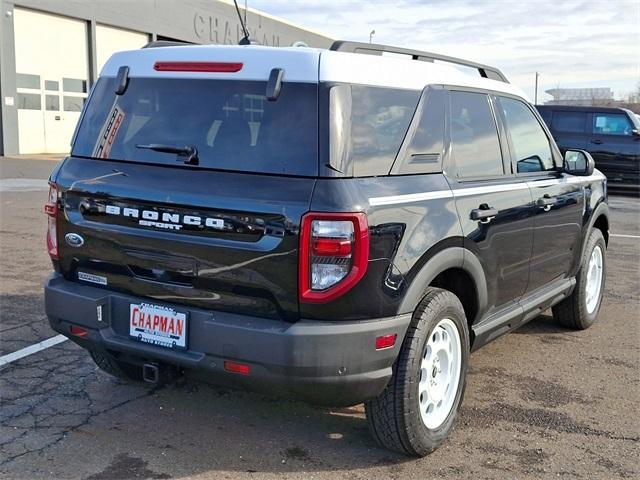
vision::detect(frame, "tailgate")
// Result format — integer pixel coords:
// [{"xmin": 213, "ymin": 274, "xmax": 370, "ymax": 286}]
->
[{"xmin": 54, "ymin": 157, "xmax": 315, "ymax": 320}]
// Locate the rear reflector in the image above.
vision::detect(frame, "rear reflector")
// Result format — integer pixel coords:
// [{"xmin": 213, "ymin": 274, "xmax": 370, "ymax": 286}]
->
[
  {"xmin": 224, "ymin": 361, "xmax": 251, "ymax": 376},
  {"xmin": 69, "ymin": 325, "xmax": 88, "ymax": 338},
  {"xmin": 153, "ymin": 61, "xmax": 243, "ymax": 73},
  {"xmin": 375, "ymin": 334, "xmax": 397, "ymax": 350}
]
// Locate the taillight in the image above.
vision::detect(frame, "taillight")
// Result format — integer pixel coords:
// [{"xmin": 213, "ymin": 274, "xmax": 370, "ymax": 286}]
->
[
  {"xmin": 299, "ymin": 212, "xmax": 369, "ymax": 303},
  {"xmin": 44, "ymin": 183, "xmax": 59, "ymax": 260}
]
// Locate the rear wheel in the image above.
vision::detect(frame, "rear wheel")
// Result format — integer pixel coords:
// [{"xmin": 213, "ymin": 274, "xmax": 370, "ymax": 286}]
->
[
  {"xmin": 88, "ymin": 350, "xmax": 144, "ymax": 382},
  {"xmin": 365, "ymin": 288, "xmax": 470, "ymax": 456},
  {"xmin": 552, "ymin": 228, "xmax": 606, "ymax": 330}
]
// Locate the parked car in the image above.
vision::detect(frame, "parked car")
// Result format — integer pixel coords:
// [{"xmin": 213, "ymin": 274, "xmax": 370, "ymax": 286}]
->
[
  {"xmin": 536, "ymin": 105, "xmax": 640, "ymax": 193},
  {"xmin": 44, "ymin": 40, "xmax": 609, "ymax": 456}
]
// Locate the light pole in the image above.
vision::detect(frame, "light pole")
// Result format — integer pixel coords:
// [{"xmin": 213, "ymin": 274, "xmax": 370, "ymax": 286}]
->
[
  {"xmin": 369, "ymin": 29, "xmax": 375, "ymax": 44},
  {"xmin": 534, "ymin": 71, "xmax": 539, "ymax": 105}
]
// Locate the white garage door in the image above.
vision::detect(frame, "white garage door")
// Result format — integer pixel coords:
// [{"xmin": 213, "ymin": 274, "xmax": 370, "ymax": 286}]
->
[
  {"xmin": 14, "ymin": 8, "xmax": 89, "ymax": 154},
  {"xmin": 96, "ymin": 25, "xmax": 149, "ymax": 74}
]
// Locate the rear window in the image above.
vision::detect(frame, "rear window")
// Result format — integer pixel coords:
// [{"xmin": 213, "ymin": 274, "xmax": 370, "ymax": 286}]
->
[{"xmin": 72, "ymin": 77, "xmax": 319, "ymax": 176}]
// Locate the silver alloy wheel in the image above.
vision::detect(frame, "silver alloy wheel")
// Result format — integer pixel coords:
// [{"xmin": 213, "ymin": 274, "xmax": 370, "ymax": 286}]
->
[
  {"xmin": 418, "ymin": 318, "xmax": 462, "ymax": 429},
  {"xmin": 585, "ymin": 245, "xmax": 603, "ymax": 314}
]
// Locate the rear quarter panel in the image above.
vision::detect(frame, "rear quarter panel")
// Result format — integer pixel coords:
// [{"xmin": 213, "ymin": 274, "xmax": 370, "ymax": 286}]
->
[{"xmin": 303, "ymin": 174, "xmax": 462, "ymax": 320}]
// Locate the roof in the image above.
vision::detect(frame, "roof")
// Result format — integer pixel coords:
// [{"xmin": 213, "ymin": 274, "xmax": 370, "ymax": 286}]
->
[
  {"xmin": 536, "ymin": 105, "xmax": 633, "ymax": 114},
  {"xmin": 101, "ymin": 44, "xmax": 528, "ymax": 100}
]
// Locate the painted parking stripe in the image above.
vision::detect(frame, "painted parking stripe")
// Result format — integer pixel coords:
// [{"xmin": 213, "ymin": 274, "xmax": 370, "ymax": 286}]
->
[
  {"xmin": 610, "ymin": 233, "xmax": 640, "ymax": 239},
  {"xmin": 0, "ymin": 334, "xmax": 68, "ymax": 368},
  {"xmin": 0, "ymin": 178, "xmax": 49, "ymax": 192}
]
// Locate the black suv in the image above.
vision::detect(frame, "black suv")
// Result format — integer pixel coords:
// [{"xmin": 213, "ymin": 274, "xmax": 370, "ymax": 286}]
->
[
  {"xmin": 44, "ymin": 41, "xmax": 609, "ymax": 456},
  {"xmin": 536, "ymin": 105, "xmax": 640, "ymax": 192}
]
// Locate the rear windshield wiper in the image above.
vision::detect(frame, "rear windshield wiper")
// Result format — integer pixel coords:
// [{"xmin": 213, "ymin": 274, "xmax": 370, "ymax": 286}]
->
[{"xmin": 136, "ymin": 143, "xmax": 199, "ymax": 165}]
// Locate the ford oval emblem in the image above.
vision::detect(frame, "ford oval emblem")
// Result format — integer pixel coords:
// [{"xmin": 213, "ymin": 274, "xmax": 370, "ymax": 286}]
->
[{"xmin": 65, "ymin": 233, "xmax": 84, "ymax": 248}]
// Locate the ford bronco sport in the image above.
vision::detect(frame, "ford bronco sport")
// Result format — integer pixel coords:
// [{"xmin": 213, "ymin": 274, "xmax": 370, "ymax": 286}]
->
[{"xmin": 44, "ymin": 40, "xmax": 609, "ymax": 456}]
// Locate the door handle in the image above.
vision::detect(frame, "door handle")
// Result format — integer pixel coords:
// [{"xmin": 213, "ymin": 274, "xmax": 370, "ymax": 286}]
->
[
  {"xmin": 536, "ymin": 194, "xmax": 556, "ymax": 212},
  {"xmin": 590, "ymin": 139, "xmax": 603, "ymax": 145},
  {"xmin": 470, "ymin": 205, "xmax": 499, "ymax": 224}
]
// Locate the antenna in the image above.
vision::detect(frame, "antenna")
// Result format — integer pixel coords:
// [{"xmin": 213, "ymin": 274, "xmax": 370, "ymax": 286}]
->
[{"xmin": 233, "ymin": 0, "xmax": 251, "ymax": 45}]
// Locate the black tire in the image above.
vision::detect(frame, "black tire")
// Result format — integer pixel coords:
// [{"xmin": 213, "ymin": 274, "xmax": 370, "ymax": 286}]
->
[
  {"xmin": 552, "ymin": 228, "xmax": 606, "ymax": 330},
  {"xmin": 89, "ymin": 349, "xmax": 144, "ymax": 382},
  {"xmin": 365, "ymin": 287, "xmax": 470, "ymax": 456}
]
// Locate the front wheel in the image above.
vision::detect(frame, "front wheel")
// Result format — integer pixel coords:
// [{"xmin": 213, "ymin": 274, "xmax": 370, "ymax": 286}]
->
[
  {"xmin": 365, "ymin": 288, "xmax": 470, "ymax": 456},
  {"xmin": 552, "ymin": 228, "xmax": 606, "ymax": 330}
]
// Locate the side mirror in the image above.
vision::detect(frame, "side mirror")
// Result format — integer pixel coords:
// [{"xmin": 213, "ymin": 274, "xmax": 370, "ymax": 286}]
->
[
  {"xmin": 564, "ymin": 149, "xmax": 595, "ymax": 176},
  {"xmin": 632, "ymin": 128, "xmax": 640, "ymax": 137}
]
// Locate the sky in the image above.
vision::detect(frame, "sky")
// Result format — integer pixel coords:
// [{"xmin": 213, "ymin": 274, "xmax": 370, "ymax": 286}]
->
[{"xmin": 248, "ymin": 0, "xmax": 640, "ymax": 102}]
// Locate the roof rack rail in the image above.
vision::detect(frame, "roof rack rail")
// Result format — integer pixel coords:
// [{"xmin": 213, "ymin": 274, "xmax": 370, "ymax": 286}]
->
[
  {"xmin": 142, "ymin": 40, "xmax": 192, "ymax": 49},
  {"xmin": 329, "ymin": 40, "xmax": 509, "ymax": 83}
]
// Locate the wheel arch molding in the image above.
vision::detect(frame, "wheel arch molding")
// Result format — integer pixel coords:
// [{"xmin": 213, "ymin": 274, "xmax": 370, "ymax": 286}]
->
[
  {"xmin": 583, "ymin": 201, "xmax": 610, "ymax": 255},
  {"xmin": 398, "ymin": 246, "xmax": 488, "ymax": 324}
]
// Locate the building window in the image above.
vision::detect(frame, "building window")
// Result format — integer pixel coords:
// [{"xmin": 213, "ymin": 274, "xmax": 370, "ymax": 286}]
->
[
  {"xmin": 45, "ymin": 80, "xmax": 59, "ymax": 91},
  {"xmin": 17, "ymin": 93, "xmax": 42, "ymax": 110},
  {"xmin": 63, "ymin": 78, "xmax": 87, "ymax": 93},
  {"xmin": 45, "ymin": 95, "xmax": 60, "ymax": 111},
  {"xmin": 16, "ymin": 73, "xmax": 40, "ymax": 89},
  {"xmin": 63, "ymin": 96, "xmax": 85, "ymax": 111}
]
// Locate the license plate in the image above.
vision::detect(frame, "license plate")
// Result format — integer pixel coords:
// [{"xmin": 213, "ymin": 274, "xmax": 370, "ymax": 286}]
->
[{"xmin": 129, "ymin": 303, "xmax": 188, "ymax": 349}]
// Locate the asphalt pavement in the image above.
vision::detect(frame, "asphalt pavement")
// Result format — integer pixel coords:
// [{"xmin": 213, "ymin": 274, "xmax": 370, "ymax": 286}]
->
[{"xmin": 1, "ymin": 155, "xmax": 638, "ymax": 479}]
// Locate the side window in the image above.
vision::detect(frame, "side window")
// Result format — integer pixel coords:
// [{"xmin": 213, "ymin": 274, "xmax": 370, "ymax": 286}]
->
[
  {"xmin": 449, "ymin": 91, "xmax": 503, "ymax": 178},
  {"xmin": 498, "ymin": 97, "xmax": 555, "ymax": 173},
  {"xmin": 592, "ymin": 113, "xmax": 633, "ymax": 136},
  {"xmin": 329, "ymin": 85, "xmax": 421, "ymax": 176},
  {"xmin": 552, "ymin": 111, "xmax": 587, "ymax": 133},
  {"xmin": 392, "ymin": 88, "xmax": 445, "ymax": 175}
]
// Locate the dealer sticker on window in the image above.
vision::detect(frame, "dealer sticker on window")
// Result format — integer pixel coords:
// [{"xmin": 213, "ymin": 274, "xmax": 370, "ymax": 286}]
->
[{"xmin": 129, "ymin": 303, "xmax": 188, "ymax": 349}]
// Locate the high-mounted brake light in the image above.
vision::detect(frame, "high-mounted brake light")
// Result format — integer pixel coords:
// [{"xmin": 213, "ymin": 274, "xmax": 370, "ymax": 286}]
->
[
  {"xmin": 299, "ymin": 212, "xmax": 369, "ymax": 303},
  {"xmin": 153, "ymin": 61, "xmax": 243, "ymax": 73},
  {"xmin": 44, "ymin": 183, "xmax": 59, "ymax": 260}
]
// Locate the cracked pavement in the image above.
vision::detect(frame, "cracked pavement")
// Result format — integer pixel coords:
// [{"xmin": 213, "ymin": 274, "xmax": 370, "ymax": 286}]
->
[{"xmin": 1, "ymin": 156, "xmax": 638, "ymax": 479}]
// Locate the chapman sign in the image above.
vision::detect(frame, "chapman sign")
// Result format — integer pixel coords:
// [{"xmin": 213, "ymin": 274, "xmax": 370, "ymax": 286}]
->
[{"xmin": 193, "ymin": 12, "xmax": 281, "ymax": 46}]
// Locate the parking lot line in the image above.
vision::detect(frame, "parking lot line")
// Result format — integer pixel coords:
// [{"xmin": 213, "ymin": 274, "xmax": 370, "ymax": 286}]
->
[
  {"xmin": 0, "ymin": 334, "xmax": 68, "ymax": 368},
  {"xmin": 610, "ymin": 233, "xmax": 640, "ymax": 239}
]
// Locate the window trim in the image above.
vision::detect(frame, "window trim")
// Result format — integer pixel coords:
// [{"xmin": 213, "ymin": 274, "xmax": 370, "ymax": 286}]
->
[
  {"xmin": 493, "ymin": 94, "xmax": 563, "ymax": 179},
  {"xmin": 441, "ymin": 86, "xmax": 510, "ymax": 183}
]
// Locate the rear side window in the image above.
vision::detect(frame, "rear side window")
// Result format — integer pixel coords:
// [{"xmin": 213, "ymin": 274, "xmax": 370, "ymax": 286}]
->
[
  {"xmin": 592, "ymin": 113, "xmax": 633, "ymax": 136},
  {"xmin": 72, "ymin": 77, "xmax": 319, "ymax": 176},
  {"xmin": 552, "ymin": 111, "xmax": 586, "ymax": 133},
  {"xmin": 392, "ymin": 88, "xmax": 446, "ymax": 175},
  {"xmin": 449, "ymin": 91, "xmax": 503, "ymax": 178},
  {"xmin": 329, "ymin": 85, "xmax": 420, "ymax": 176},
  {"xmin": 498, "ymin": 97, "xmax": 555, "ymax": 173}
]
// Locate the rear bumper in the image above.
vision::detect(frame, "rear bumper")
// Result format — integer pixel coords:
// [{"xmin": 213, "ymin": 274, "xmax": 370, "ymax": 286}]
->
[{"xmin": 44, "ymin": 273, "xmax": 411, "ymax": 406}]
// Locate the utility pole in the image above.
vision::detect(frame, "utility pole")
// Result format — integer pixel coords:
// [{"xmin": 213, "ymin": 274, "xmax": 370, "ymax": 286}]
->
[
  {"xmin": 369, "ymin": 30, "xmax": 375, "ymax": 43},
  {"xmin": 534, "ymin": 71, "xmax": 539, "ymax": 105}
]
